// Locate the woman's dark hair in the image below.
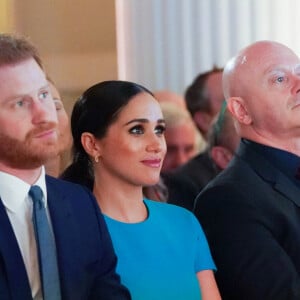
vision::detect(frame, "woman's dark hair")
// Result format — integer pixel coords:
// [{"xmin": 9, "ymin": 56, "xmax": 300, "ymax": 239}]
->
[{"xmin": 60, "ymin": 80, "xmax": 153, "ymax": 189}]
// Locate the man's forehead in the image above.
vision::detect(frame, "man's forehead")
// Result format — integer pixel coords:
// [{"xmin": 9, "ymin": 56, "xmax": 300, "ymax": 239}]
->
[
  {"xmin": 237, "ymin": 47, "xmax": 300, "ymax": 77},
  {"xmin": 263, "ymin": 63, "xmax": 300, "ymax": 74},
  {"xmin": 0, "ymin": 60, "xmax": 48, "ymax": 102}
]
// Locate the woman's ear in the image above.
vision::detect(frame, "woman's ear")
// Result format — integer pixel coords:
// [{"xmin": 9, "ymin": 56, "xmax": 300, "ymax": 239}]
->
[
  {"xmin": 227, "ymin": 97, "xmax": 252, "ymax": 125},
  {"xmin": 81, "ymin": 132, "xmax": 101, "ymax": 158}
]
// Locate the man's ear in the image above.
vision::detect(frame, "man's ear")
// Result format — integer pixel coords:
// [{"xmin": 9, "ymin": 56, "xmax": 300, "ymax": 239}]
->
[
  {"xmin": 210, "ymin": 146, "xmax": 234, "ymax": 170},
  {"xmin": 81, "ymin": 132, "xmax": 101, "ymax": 158},
  {"xmin": 227, "ymin": 97, "xmax": 252, "ymax": 125}
]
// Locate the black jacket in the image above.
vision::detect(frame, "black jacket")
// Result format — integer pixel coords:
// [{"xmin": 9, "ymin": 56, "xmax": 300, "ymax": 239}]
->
[{"xmin": 194, "ymin": 140, "xmax": 300, "ymax": 299}]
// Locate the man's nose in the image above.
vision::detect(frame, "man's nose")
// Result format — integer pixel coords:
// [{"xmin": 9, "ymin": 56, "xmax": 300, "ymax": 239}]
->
[
  {"xmin": 31, "ymin": 98, "xmax": 58, "ymax": 125},
  {"xmin": 292, "ymin": 74, "xmax": 300, "ymax": 95}
]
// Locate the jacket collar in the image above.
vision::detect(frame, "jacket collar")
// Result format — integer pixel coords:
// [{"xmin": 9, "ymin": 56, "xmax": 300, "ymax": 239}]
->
[{"xmin": 236, "ymin": 140, "xmax": 300, "ymax": 207}]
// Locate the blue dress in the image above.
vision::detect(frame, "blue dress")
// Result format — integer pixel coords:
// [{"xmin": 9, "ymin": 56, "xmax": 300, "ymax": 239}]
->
[{"xmin": 104, "ymin": 199, "xmax": 216, "ymax": 300}]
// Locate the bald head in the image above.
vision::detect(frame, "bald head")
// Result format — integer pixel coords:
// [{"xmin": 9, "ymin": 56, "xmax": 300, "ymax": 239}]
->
[
  {"xmin": 223, "ymin": 41, "xmax": 298, "ymax": 100},
  {"xmin": 223, "ymin": 40, "xmax": 300, "ymax": 149}
]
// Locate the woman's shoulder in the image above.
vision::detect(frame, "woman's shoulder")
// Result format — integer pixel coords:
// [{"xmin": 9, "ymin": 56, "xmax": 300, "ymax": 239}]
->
[{"xmin": 144, "ymin": 198, "xmax": 196, "ymax": 221}]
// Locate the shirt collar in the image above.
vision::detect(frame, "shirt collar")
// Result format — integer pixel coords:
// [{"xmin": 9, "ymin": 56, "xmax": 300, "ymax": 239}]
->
[
  {"xmin": 0, "ymin": 166, "xmax": 47, "ymax": 213},
  {"xmin": 243, "ymin": 139, "xmax": 300, "ymax": 186}
]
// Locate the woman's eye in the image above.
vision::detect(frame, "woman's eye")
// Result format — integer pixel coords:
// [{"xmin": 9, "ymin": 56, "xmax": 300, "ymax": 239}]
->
[
  {"xmin": 155, "ymin": 125, "xmax": 166, "ymax": 135},
  {"xmin": 129, "ymin": 125, "xmax": 144, "ymax": 135}
]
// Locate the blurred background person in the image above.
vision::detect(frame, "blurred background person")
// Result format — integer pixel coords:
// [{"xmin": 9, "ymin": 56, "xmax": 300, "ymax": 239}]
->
[
  {"xmin": 154, "ymin": 89, "xmax": 187, "ymax": 109},
  {"xmin": 185, "ymin": 67, "xmax": 224, "ymax": 140},
  {"xmin": 159, "ymin": 102, "xmax": 206, "ymax": 173},
  {"xmin": 165, "ymin": 102, "xmax": 240, "ymax": 210},
  {"xmin": 208, "ymin": 102, "xmax": 239, "ymax": 171},
  {"xmin": 142, "ymin": 176, "xmax": 169, "ymax": 203},
  {"xmin": 44, "ymin": 77, "xmax": 72, "ymax": 177}
]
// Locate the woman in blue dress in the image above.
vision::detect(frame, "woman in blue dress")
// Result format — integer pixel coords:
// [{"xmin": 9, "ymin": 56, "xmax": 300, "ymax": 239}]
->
[{"xmin": 61, "ymin": 80, "xmax": 221, "ymax": 300}]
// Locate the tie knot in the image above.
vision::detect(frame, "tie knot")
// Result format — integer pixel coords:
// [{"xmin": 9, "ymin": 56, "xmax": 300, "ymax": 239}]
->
[{"xmin": 29, "ymin": 185, "xmax": 44, "ymax": 208}]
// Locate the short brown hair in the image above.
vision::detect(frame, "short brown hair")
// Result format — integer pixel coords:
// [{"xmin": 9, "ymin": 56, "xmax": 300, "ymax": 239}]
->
[
  {"xmin": 0, "ymin": 33, "xmax": 43, "ymax": 69},
  {"xmin": 185, "ymin": 66, "xmax": 223, "ymax": 116}
]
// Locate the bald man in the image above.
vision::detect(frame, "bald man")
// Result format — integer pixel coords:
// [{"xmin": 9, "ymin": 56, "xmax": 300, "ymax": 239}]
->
[{"xmin": 194, "ymin": 41, "xmax": 300, "ymax": 299}]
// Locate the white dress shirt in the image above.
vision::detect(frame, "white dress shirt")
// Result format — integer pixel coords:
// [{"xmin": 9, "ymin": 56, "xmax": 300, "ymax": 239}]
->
[{"xmin": 0, "ymin": 167, "xmax": 48, "ymax": 300}]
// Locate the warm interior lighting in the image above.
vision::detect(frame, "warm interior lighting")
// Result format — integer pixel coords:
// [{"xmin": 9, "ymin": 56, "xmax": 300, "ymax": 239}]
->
[{"xmin": 0, "ymin": 1, "xmax": 12, "ymax": 32}]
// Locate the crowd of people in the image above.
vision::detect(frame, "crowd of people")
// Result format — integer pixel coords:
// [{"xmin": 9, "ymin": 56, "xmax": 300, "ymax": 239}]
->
[{"xmin": 0, "ymin": 32, "xmax": 300, "ymax": 300}]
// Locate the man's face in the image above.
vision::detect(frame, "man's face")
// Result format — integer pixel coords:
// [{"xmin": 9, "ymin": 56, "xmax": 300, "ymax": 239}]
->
[
  {"xmin": 194, "ymin": 71, "xmax": 224, "ymax": 139},
  {"xmin": 162, "ymin": 122, "xmax": 197, "ymax": 173},
  {"xmin": 49, "ymin": 82, "xmax": 72, "ymax": 154},
  {"xmin": 240, "ymin": 42, "xmax": 300, "ymax": 140},
  {"xmin": 0, "ymin": 58, "xmax": 58, "ymax": 169}
]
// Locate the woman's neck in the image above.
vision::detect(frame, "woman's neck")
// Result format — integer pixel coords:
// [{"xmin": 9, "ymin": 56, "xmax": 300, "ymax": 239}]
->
[{"xmin": 93, "ymin": 177, "xmax": 147, "ymax": 223}]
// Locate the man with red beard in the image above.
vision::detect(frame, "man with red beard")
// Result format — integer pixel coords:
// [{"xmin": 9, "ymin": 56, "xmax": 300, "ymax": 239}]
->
[{"xmin": 0, "ymin": 34, "xmax": 130, "ymax": 300}]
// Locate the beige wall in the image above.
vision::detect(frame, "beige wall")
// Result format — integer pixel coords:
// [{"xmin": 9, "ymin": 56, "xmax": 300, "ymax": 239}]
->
[
  {"xmin": 0, "ymin": 1, "xmax": 118, "ymax": 172},
  {"xmin": 8, "ymin": 0, "xmax": 118, "ymax": 114},
  {"xmin": 0, "ymin": 1, "xmax": 13, "ymax": 31}
]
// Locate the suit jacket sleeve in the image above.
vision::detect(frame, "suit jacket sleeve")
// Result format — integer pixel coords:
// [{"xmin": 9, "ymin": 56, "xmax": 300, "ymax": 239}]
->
[
  {"xmin": 48, "ymin": 177, "xmax": 132, "ymax": 300},
  {"xmin": 194, "ymin": 185, "xmax": 300, "ymax": 300}
]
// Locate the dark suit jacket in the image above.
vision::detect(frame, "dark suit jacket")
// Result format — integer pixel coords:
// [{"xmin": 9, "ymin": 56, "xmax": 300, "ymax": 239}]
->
[
  {"xmin": 194, "ymin": 140, "xmax": 300, "ymax": 300},
  {"xmin": 0, "ymin": 175, "xmax": 131, "ymax": 300},
  {"xmin": 165, "ymin": 150, "xmax": 219, "ymax": 211}
]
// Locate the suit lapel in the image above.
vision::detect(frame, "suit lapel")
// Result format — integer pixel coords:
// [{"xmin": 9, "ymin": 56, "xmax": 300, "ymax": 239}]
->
[
  {"xmin": 238, "ymin": 141, "xmax": 300, "ymax": 207},
  {"xmin": 46, "ymin": 178, "xmax": 83, "ymax": 299},
  {"xmin": 0, "ymin": 198, "xmax": 32, "ymax": 300},
  {"xmin": 272, "ymin": 175, "xmax": 300, "ymax": 207}
]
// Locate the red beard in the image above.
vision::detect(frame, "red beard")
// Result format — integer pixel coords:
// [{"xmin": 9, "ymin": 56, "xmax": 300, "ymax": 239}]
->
[{"xmin": 0, "ymin": 122, "xmax": 59, "ymax": 169}]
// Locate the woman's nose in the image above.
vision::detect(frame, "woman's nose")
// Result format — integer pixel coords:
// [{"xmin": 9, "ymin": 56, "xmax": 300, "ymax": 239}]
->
[{"xmin": 146, "ymin": 136, "xmax": 166, "ymax": 153}]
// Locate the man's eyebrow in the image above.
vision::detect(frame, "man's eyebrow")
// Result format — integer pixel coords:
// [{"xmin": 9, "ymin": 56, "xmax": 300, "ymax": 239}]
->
[
  {"xmin": 4, "ymin": 83, "xmax": 50, "ymax": 103},
  {"xmin": 264, "ymin": 66, "xmax": 285, "ymax": 75},
  {"xmin": 264, "ymin": 64, "xmax": 300, "ymax": 76},
  {"xmin": 40, "ymin": 83, "xmax": 50, "ymax": 90}
]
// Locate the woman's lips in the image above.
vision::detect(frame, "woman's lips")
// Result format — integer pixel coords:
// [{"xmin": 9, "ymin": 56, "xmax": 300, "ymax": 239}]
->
[{"xmin": 141, "ymin": 158, "xmax": 162, "ymax": 168}]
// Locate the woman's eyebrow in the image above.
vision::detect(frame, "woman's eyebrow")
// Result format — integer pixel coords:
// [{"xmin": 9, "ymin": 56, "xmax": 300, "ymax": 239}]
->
[{"xmin": 124, "ymin": 118, "xmax": 165, "ymax": 126}]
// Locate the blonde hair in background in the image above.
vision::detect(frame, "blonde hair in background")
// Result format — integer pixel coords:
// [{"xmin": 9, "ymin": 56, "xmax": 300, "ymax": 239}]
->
[{"xmin": 160, "ymin": 102, "xmax": 206, "ymax": 153}]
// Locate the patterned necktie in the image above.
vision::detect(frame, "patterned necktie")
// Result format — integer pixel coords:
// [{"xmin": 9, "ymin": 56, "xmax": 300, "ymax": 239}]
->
[{"xmin": 29, "ymin": 185, "xmax": 61, "ymax": 300}]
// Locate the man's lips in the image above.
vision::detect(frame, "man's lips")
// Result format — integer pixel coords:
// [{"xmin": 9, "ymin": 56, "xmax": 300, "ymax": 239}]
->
[
  {"xmin": 35, "ymin": 129, "xmax": 56, "ymax": 138},
  {"xmin": 28, "ymin": 123, "xmax": 57, "ymax": 139}
]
